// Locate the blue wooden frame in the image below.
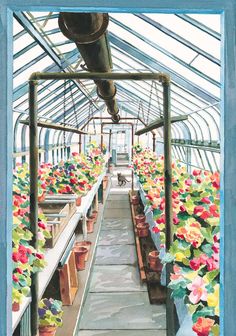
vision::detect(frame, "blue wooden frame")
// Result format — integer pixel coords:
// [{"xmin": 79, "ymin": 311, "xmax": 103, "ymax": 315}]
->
[{"xmin": 0, "ymin": 1, "xmax": 234, "ymax": 335}]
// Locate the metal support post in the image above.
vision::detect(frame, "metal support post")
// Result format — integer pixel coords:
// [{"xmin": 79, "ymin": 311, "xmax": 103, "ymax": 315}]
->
[
  {"xmin": 163, "ymin": 81, "xmax": 175, "ymax": 336},
  {"xmin": 131, "ymin": 124, "xmax": 134, "ymax": 191},
  {"xmin": 29, "ymin": 80, "xmax": 39, "ymax": 336}
]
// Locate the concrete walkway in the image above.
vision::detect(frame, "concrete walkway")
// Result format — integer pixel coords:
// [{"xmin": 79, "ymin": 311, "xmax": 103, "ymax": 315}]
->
[{"xmin": 77, "ymin": 167, "xmax": 166, "ymax": 336}]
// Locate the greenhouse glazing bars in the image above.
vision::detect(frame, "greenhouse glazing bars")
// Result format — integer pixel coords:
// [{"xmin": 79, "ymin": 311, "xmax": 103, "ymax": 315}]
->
[{"xmin": 28, "ymin": 70, "xmax": 175, "ymax": 336}]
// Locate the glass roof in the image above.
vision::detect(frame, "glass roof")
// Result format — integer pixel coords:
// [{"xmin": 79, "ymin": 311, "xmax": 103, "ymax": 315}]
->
[{"xmin": 12, "ymin": 11, "xmax": 221, "ymax": 171}]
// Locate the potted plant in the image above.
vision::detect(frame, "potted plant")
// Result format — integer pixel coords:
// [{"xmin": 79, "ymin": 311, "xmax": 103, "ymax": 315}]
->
[{"xmin": 38, "ymin": 298, "xmax": 63, "ymax": 336}]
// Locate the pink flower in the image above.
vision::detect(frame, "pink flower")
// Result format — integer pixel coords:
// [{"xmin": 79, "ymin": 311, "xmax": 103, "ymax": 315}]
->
[
  {"xmin": 187, "ymin": 276, "xmax": 207, "ymax": 304},
  {"xmin": 185, "ymin": 179, "xmax": 192, "ymax": 186},
  {"xmin": 206, "ymin": 258, "xmax": 219, "ymax": 271}
]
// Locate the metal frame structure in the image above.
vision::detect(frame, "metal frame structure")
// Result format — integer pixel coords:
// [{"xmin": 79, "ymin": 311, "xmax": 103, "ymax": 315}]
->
[
  {"xmin": 12, "ymin": 10, "xmax": 221, "ymax": 173},
  {"xmin": 3, "ymin": 4, "xmax": 235, "ymax": 336},
  {"xmin": 27, "ymin": 70, "xmax": 174, "ymax": 335}
]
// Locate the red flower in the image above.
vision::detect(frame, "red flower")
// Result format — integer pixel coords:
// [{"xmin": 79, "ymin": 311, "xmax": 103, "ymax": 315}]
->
[
  {"xmin": 200, "ymin": 211, "xmax": 211, "ymax": 220},
  {"xmin": 35, "ymin": 253, "xmax": 44, "ymax": 260},
  {"xmin": 189, "ymin": 258, "xmax": 201, "ymax": 271},
  {"xmin": 192, "ymin": 317, "xmax": 215, "ymax": 336},
  {"xmin": 70, "ymin": 178, "xmax": 77, "ymax": 184},
  {"xmin": 193, "ymin": 169, "xmax": 201, "ymax": 176},
  {"xmin": 194, "ymin": 206, "xmax": 204, "ymax": 215},
  {"xmin": 173, "ymin": 216, "xmax": 180, "ymax": 225},
  {"xmin": 15, "ymin": 267, "xmax": 23, "ymax": 274},
  {"xmin": 152, "ymin": 227, "xmax": 160, "ymax": 233},
  {"xmin": 201, "ymin": 197, "xmax": 211, "ymax": 204},
  {"xmin": 12, "ymin": 252, "xmax": 20, "ymax": 262},
  {"xmin": 19, "ymin": 255, "xmax": 28, "ymax": 264},
  {"xmin": 66, "ymin": 185, "xmax": 72, "ymax": 193},
  {"xmin": 156, "ymin": 216, "xmax": 165, "ymax": 224},
  {"xmin": 38, "ymin": 222, "xmax": 46, "ymax": 230},
  {"xmin": 180, "ymin": 205, "xmax": 186, "ymax": 212},
  {"xmin": 12, "ymin": 274, "xmax": 19, "ymax": 283}
]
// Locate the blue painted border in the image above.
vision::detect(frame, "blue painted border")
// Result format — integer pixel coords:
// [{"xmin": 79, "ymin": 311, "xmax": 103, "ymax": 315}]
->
[{"xmin": 0, "ymin": 1, "xmax": 233, "ymax": 335}]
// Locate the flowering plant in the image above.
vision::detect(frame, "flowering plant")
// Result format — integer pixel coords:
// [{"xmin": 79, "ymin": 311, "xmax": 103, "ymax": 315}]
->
[
  {"xmin": 132, "ymin": 145, "xmax": 220, "ymax": 336},
  {"xmin": 12, "ymin": 167, "xmax": 51, "ymax": 306},
  {"xmin": 38, "ymin": 298, "xmax": 63, "ymax": 327}
]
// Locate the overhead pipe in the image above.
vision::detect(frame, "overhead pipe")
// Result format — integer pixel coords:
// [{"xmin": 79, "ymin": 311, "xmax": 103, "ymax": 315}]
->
[{"xmin": 58, "ymin": 12, "xmax": 120, "ymax": 123}]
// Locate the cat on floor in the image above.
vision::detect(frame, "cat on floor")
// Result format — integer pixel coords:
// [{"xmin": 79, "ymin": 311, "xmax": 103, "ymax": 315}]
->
[{"xmin": 117, "ymin": 172, "xmax": 130, "ymax": 186}]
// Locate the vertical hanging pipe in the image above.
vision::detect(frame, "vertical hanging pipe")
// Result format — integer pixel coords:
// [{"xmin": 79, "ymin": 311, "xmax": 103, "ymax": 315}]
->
[
  {"xmin": 79, "ymin": 134, "xmax": 82, "ymax": 153},
  {"xmin": 108, "ymin": 129, "xmax": 112, "ymax": 153},
  {"xmin": 153, "ymin": 132, "xmax": 156, "ymax": 152},
  {"xmin": 163, "ymin": 80, "xmax": 175, "ymax": 336},
  {"xmin": 58, "ymin": 13, "xmax": 120, "ymax": 123},
  {"xmin": 29, "ymin": 80, "xmax": 39, "ymax": 336}
]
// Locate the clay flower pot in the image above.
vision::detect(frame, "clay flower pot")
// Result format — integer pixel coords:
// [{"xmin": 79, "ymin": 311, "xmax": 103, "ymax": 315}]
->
[
  {"xmin": 136, "ymin": 222, "xmax": 149, "ymax": 238},
  {"xmin": 135, "ymin": 214, "xmax": 146, "ymax": 225},
  {"xmin": 92, "ymin": 210, "xmax": 98, "ymax": 220},
  {"xmin": 73, "ymin": 246, "xmax": 88, "ymax": 270},
  {"xmin": 12, "ymin": 301, "xmax": 20, "ymax": 312},
  {"xmin": 148, "ymin": 251, "xmax": 162, "ymax": 272},
  {"xmin": 76, "ymin": 196, "xmax": 82, "ymax": 206},
  {"xmin": 89, "ymin": 212, "xmax": 97, "ymax": 223},
  {"xmin": 74, "ymin": 241, "xmax": 92, "ymax": 261},
  {"xmin": 39, "ymin": 325, "xmax": 57, "ymax": 336},
  {"xmin": 86, "ymin": 217, "xmax": 95, "ymax": 233},
  {"xmin": 131, "ymin": 195, "xmax": 139, "ymax": 206}
]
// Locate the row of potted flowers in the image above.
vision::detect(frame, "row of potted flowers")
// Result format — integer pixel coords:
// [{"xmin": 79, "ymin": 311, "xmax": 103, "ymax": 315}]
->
[
  {"xmin": 132, "ymin": 144, "xmax": 220, "ymax": 336},
  {"xmin": 12, "ymin": 142, "xmax": 107, "ymax": 310}
]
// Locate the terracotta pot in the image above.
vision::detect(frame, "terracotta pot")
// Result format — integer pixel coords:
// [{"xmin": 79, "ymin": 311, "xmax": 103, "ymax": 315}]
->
[
  {"xmin": 73, "ymin": 246, "xmax": 88, "ymax": 270},
  {"xmin": 12, "ymin": 301, "xmax": 20, "ymax": 312},
  {"xmin": 136, "ymin": 222, "xmax": 149, "ymax": 238},
  {"xmin": 38, "ymin": 192, "xmax": 46, "ymax": 203},
  {"xmin": 90, "ymin": 212, "xmax": 97, "ymax": 222},
  {"xmin": 39, "ymin": 325, "xmax": 57, "ymax": 336},
  {"xmin": 86, "ymin": 217, "xmax": 95, "ymax": 233},
  {"xmin": 76, "ymin": 196, "xmax": 82, "ymax": 206},
  {"xmin": 148, "ymin": 250, "xmax": 162, "ymax": 272},
  {"xmin": 92, "ymin": 210, "xmax": 98, "ymax": 220},
  {"xmin": 74, "ymin": 241, "xmax": 92, "ymax": 261},
  {"xmin": 131, "ymin": 195, "xmax": 139, "ymax": 205},
  {"xmin": 135, "ymin": 214, "xmax": 146, "ymax": 225}
]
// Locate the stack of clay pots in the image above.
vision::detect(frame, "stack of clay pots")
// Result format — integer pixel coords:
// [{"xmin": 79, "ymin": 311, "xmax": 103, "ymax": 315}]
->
[
  {"xmin": 73, "ymin": 241, "xmax": 92, "ymax": 271},
  {"xmin": 135, "ymin": 214, "xmax": 149, "ymax": 238}
]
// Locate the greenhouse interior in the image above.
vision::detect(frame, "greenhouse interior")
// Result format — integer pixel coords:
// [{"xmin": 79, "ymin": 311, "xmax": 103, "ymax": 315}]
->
[{"xmin": 5, "ymin": 8, "xmax": 223, "ymax": 336}]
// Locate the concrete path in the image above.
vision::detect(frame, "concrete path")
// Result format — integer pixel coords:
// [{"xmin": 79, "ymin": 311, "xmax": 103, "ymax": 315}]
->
[{"xmin": 77, "ymin": 167, "xmax": 166, "ymax": 336}]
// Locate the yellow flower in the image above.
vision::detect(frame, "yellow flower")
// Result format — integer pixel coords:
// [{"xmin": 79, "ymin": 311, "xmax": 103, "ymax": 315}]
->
[
  {"xmin": 175, "ymin": 252, "xmax": 185, "ymax": 262},
  {"xmin": 207, "ymin": 284, "xmax": 219, "ymax": 316}
]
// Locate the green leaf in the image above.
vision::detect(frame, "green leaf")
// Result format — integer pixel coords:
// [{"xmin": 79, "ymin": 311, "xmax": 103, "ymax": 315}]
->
[
  {"xmin": 192, "ymin": 306, "xmax": 215, "ymax": 323},
  {"xmin": 201, "ymin": 227, "xmax": 214, "ymax": 243},
  {"xmin": 211, "ymin": 324, "xmax": 220, "ymax": 336},
  {"xmin": 202, "ymin": 243, "xmax": 213, "ymax": 257},
  {"xmin": 206, "ymin": 269, "xmax": 220, "ymax": 283},
  {"xmin": 171, "ymin": 287, "xmax": 186, "ymax": 299}
]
